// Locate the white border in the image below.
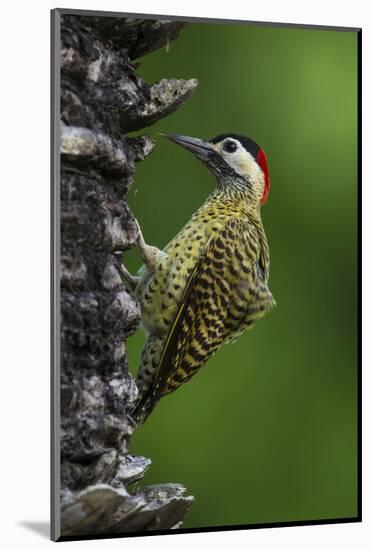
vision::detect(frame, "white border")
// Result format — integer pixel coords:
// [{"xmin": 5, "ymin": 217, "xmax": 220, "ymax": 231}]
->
[{"xmin": 1, "ymin": 1, "xmax": 368, "ymax": 548}]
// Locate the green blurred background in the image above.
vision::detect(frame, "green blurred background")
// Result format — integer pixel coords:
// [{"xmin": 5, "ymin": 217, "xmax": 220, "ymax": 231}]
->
[{"xmin": 124, "ymin": 22, "xmax": 358, "ymax": 528}]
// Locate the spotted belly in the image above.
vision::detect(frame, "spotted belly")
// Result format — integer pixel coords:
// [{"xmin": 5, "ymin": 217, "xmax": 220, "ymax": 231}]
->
[{"xmin": 136, "ymin": 227, "xmax": 208, "ymax": 334}]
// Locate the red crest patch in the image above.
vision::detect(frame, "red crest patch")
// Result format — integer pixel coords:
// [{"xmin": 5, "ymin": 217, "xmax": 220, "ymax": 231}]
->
[{"xmin": 257, "ymin": 148, "xmax": 270, "ymax": 204}]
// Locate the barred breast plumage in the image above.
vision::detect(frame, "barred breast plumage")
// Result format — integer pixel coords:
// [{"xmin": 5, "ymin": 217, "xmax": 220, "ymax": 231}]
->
[{"xmin": 132, "ymin": 196, "xmax": 274, "ymax": 423}]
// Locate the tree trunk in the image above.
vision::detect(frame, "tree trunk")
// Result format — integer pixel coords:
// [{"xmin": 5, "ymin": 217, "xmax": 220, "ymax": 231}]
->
[{"xmin": 55, "ymin": 11, "xmax": 197, "ymax": 538}]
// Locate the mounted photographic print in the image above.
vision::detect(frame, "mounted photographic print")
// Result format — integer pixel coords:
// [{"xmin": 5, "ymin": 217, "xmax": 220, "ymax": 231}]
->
[{"xmin": 51, "ymin": 8, "xmax": 361, "ymax": 542}]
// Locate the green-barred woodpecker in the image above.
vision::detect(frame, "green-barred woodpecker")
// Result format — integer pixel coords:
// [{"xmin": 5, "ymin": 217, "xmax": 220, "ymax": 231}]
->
[{"xmin": 122, "ymin": 133, "xmax": 275, "ymax": 424}]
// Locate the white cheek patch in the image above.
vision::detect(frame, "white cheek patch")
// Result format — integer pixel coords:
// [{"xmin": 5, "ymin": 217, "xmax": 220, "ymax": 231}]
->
[
  {"xmin": 211, "ymin": 139, "xmax": 263, "ymax": 182},
  {"xmin": 225, "ymin": 150, "xmax": 259, "ymax": 179},
  {"xmin": 221, "ymin": 148, "xmax": 262, "ymax": 184}
]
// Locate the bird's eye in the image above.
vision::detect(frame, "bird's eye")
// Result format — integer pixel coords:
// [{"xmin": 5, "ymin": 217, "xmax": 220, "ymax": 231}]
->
[{"xmin": 223, "ymin": 140, "xmax": 238, "ymax": 153}]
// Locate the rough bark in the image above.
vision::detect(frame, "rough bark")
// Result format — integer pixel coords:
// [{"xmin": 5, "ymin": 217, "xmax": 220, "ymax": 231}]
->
[{"xmin": 58, "ymin": 13, "xmax": 197, "ymax": 537}]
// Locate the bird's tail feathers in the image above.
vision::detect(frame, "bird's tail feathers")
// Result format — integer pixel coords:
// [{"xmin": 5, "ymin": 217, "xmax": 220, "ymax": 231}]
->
[{"xmin": 129, "ymin": 386, "xmax": 160, "ymax": 425}]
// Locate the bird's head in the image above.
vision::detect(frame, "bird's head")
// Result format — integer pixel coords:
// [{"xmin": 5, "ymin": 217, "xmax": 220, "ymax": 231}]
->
[{"xmin": 161, "ymin": 133, "xmax": 270, "ymax": 205}]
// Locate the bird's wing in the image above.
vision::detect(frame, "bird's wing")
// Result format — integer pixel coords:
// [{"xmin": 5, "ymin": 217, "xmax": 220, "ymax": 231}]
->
[{"xmin": 132, "ymin": 218, "xmax": 267, "ymax": 423}]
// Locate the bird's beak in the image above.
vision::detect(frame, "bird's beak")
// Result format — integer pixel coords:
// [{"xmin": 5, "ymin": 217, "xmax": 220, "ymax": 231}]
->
[{"xmin": 159, "ymin": 133, "xmax": 215, "ymax": 160}]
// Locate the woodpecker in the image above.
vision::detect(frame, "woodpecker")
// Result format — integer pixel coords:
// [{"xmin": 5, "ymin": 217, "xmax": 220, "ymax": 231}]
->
[{"xmin": 123, "ymin": 133, "xmax": 275, "ymax": 424}]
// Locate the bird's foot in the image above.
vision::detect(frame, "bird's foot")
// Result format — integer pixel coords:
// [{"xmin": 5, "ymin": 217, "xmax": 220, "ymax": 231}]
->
[
  {"xmin": 121, "ymin": 264, "xmax": 140, "ymax": 291},
  {"xmin": 135, "ymin": 219, "xmax": 168, "ymax": 272}
]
